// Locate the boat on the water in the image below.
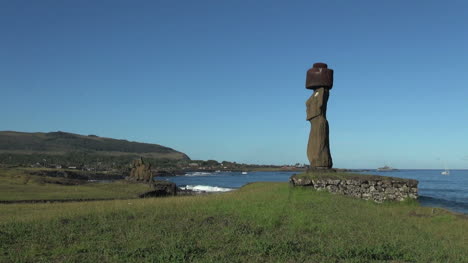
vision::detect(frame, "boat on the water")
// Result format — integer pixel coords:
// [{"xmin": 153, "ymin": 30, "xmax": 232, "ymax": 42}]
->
[
  {"xmin": 441, "ymin": 161, "xmax": 450, "ymax": 175},
  {"xmin": 241, "ymin": 172, "xmax": 248, "ymax": 175},
  {"xmin": 377, "ymin": 165, "xmax": 397, "ymax": 172}
]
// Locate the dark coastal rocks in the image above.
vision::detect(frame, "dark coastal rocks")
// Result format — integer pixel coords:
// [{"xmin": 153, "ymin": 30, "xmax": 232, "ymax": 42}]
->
[
  {"xmin": 138, "ymin": 180, "xmax": 177, "ymax": 198},
  {"xmin": 126, "ymin": 158, "xmax": 153, "ymax": 183},
  {"xmin": 138, "ymin": 180, "xmax": 210, "ymax": 198},
  {"xmin": 154, "ymin": 170, "xmax": 174, "ymax": 177},
  {"xmin": 290, "ymin": 173, "xmax": 418, "ymax": 202}
]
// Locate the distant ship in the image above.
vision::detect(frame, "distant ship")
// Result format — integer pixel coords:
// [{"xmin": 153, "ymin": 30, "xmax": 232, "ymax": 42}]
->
[
  {"xmin": 377, "ymin": 165, "xmax": 397, "ymax": 172},
  {"xmin": 441, "ymin": 162, "xmax": 450, "ymax": 175}
]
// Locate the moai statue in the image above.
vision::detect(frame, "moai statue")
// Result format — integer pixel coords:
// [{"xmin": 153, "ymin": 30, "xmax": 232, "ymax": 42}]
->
[{"xmin": 305, "ymin": 62, "xmax": 333, "ymax": 169}]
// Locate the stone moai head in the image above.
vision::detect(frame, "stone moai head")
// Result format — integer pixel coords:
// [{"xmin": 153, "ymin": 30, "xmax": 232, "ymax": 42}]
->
[{"xmin": 305, "ymin": 63, "xmax": 334, "ymax": 90}]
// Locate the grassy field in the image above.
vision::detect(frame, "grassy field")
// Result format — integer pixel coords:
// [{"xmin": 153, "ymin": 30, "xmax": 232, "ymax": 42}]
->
[
  {"xmin": 1, "ymin": 182, "xmax": 467, "ymax": 262},
  {"xmin": 292, "ymin": 170, "xmax": 412, "ymax": 181},
  {"xmin": 0, "ymin": 168, "xmax": 151, "ymax": 201}
]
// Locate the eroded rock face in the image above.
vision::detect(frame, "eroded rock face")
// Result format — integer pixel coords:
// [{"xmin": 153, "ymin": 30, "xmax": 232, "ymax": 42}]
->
[
  {"xmin": 290, "ymin": 174, "xmax": 418, "ymax": 202},
  {"xmin": 306, "ymin": 87, "xmax": 332, "ymax": 168},
  {"xmin": 126, "ymin": 158, "xmax": 153, "ymax": 182},
  {"xmin": 139, "ymin": 180, "xmax": 177, "ymax": 197},
  {"xmin": 305, "ymin": 63, "xmax": 334, "ymax": 169}
]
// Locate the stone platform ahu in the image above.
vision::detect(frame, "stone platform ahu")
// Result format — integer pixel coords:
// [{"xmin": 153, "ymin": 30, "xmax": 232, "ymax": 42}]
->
[
  {"xmin": 305, "ymin": 62, "xmax": 334, "ymax": 169},
  {"xmin": 295, "ymin": 63, "xmax": 419, "ymax": 202},
  {"xmin": 290, "ymin": 174, "xmax": 419, "ymax": 202}
]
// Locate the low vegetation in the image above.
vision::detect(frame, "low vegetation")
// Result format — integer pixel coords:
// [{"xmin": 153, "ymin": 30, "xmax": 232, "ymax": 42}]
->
[
  {"xmin": 293, "ymin": 170, "xmax": 406, "ymax": 181},
  {"xmin": 0, "ymin": 130, "xmax": 189, "ymax": 170},
  {"xmin": 0, "ymin": 168, "xmax": 150, "ymax": 201},
  {"xmin": 1, "ymin": 182, "xmax": 467, "ymax": 262},
  {"xmin": 0, "ymin": 131, "xmax": 188, "ymax": 158}
]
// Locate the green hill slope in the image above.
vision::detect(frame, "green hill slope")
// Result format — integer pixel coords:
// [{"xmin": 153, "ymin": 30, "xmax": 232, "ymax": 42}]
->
[{"xmin": 0, "ymin": 131, "xmax": 189, "ymax": 168}]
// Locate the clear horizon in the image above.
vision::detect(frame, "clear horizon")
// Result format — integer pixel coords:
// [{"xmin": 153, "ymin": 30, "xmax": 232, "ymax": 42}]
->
[{"xmin": 1, "ymin": 1, "xmax": 467, "ymax": 169}]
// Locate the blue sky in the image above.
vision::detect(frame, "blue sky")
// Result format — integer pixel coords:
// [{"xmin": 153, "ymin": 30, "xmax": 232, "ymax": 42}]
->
[{"xmin": 1, "ymin": 0, "xmax": 467, "ymax": 168}]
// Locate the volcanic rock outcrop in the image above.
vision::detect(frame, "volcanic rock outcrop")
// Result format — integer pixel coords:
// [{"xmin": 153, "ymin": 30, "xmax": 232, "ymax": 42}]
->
[
  {"xmin": 139, "ymin": 180, "xmax": 177, "ymax": 197},
  {"xmin": 306, "ymin": 62, "xmax": 334, "ymax": 169},
  {"xmin": 127, "ymin": 157, "xmax": 153, "ymax": 182}
]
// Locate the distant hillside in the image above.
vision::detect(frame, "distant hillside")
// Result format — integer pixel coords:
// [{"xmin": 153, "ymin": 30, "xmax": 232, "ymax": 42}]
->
[{"xmin": 0, "ymin": 131, "xmax": 189, "ymax": 168}]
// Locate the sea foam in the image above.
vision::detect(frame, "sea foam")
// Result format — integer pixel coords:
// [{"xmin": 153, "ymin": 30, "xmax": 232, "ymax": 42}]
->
[
  {"xmin": 183, "ymin": 185, "xmax": 233, "ymax": 192},
  {"xmin": 184, "ymin": 172, "xmax": 213, "ymax": 176}
]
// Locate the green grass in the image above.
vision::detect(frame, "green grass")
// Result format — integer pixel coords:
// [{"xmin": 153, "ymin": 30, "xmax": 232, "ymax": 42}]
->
[
  {"xmin": 0, "ymin": 168, "xmax": 151, "ymax": 201},
  {"xmin": 293, "ymin": 170, "xmax": 410, "ymax": 181},
  {"xmin": 1, "ymin": 182, "xmax": 467, "ymax": 262}
]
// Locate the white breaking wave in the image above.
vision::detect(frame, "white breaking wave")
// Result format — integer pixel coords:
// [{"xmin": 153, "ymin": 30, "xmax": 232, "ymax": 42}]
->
[
  {"xmin": 184, "ymin": 172, "xmax": 213, "ymax": 176},
  {"xmin": 183, "ymin": 185, "xmax": 234, "ymax": 192}
]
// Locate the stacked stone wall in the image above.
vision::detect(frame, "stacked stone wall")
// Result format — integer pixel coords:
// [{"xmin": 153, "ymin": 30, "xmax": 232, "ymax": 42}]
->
[{"xmin": 290, "ymin": 175, "xmax": 418, "ymax": 202}]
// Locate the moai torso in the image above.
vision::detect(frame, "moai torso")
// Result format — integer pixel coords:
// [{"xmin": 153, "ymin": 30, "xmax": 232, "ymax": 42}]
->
[
  {"xmin": 306, "ymin": 88, "xmax": 329, "ymax": 121},
  {"xmin": 305, "ymin": 63, "xmax": 333, "ymax": 169}
]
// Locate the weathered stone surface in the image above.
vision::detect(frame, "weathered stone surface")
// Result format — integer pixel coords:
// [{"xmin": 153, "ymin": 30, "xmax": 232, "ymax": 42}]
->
[
  {"xmin": 289, "ymin": 177, "xmax": 312, "ymax": 186},
  {"xmin": 306, "ymin": 88, "xmax": 332, "ymax": 168},
  {"xmin": 154, "ymin": 170, "xmax": 177, "ymax": 177},
  {"xmin": 305, "ymin": 63, "xmax": 333, "ymax": 169},
  {"xmin": 290, "ymin": 174, "xmax": 419, "ymax": 203},
  {"xmin": 306, "ymin": 62, "xmax": 334, "ymax": 90},
  {"xmin": 138, "ymin": 180, "xmax": 176, "ymax": 198},
  {"xmin": 126, "ymin": 157, "xmax": 153, "ymax": 183},
  {"xmin": 307, "ymin": 168, "xmax": 350, "ymax": 173}
]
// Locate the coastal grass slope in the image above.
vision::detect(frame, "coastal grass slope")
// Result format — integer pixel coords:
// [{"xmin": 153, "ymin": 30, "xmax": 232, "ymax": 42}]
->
[
  {"xmin": 0, "ymin": 168, "xmax": 151, "ymax": 201},
  {"xmin": 1, "ymin": 183, "xmax": 467, "ymax": 262}
]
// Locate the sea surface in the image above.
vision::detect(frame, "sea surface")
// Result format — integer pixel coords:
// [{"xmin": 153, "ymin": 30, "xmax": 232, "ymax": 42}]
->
[
  {"xmin": 358, "ymin": 169, "xmax": 468, "ymax": 215},
  {"xmin": 162, "ymin": 170, "xmax": 468, "ymax": 214}
]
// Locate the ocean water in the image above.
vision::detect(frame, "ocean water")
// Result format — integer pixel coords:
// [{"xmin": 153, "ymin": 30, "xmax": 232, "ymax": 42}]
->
[
  {"xmin": 358, "ymin": 169, "xmax": 468, "ymax": 215},
  {"xmin": 166, "ymin": 171, "xmax": 294, "ymax": 192},
  {"xmin": 162, "ymin": 170, "xmax": 468, "ymax": 214}
]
